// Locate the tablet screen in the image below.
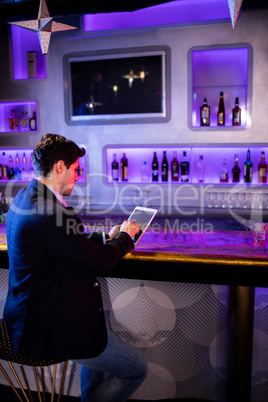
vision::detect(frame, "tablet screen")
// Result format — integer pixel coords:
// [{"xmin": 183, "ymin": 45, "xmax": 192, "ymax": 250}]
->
[{"xmin": 127, "ymin": 206, "xmax": 158, "ymax": 245}]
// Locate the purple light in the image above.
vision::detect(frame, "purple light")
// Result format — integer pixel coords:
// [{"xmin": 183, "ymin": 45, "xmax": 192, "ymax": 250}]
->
[
  {"xmin": 11, "ymin": 25, "xmax": 47, "ymax": 80},
  {"xmin": 105, "ymin": 146, "xmax": 267, "ymax": 185},
  {"xmin": 84, "ymin": 0, "xmax": 231, "ymax": 32},
  {"xmin": 0, "ymin": 101, "xmax": 37, "ymax": 133},
  {"xmin": 191, "ymin": 47, "xmax": 249, "ymax": 127}
]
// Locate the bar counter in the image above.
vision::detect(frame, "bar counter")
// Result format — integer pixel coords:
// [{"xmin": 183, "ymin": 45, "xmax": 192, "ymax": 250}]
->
[{"xmin": 0, "ymin": 222, "xmax": 267, "ymax": 401}]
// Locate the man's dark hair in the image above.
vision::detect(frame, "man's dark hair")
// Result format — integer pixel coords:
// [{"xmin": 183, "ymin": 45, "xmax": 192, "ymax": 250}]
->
[{"xmin": 32, "ymin": 134, "xmax": 86, "ymax": 177}]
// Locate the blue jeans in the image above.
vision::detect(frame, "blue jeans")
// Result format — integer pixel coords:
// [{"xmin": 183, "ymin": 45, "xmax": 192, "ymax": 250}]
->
[{"xmin": 72, "ymin": 332, "xmax": 147, "ymax": 402}]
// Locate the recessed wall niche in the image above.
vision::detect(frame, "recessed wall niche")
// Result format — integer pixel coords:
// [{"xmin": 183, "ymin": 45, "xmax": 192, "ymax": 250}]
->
[{"xmin": 188, "ymin": 44, "xmax": 253, "ymax": 130}]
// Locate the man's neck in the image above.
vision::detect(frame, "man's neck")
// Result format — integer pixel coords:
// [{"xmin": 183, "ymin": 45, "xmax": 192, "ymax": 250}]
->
[
  {"xmin": 36, "ymin": 178, "xmax": 67, "ymax": 207},
  {"xmin": 36, "ymin": 176, "xmax": 61, "ymax": 196}
]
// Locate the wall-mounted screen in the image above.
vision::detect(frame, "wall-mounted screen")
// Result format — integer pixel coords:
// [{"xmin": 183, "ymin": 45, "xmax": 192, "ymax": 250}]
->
[{"xmin": 63, "ymin": 47, "xmax": 170, "ymax": 125}]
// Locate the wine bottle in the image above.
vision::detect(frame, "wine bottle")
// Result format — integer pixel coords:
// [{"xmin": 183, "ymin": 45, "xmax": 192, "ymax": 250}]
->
[
  {"xmin": 180, "ymin": 151, "xmax": 189, "ymax": 182},
  {"xmin": 161, "ymin": 151, "xmax": 168, "ymax": 182},
  {"xmin": 197, "ymin": 155, "xmax": 205, "ymax": 182},
  {"xmin": 121, "ymin": 153, "xmax": 128, "ymax": 181},
  {"xmin": 244, "ymin": 148, "xmax": 253, "ymax": 183},
  {"xmin": 1, "ymin": 152, "xmax": 8, "ymax": 180},
  {"xmin": 29, "ymin": 110, "xmax": 37, "ymax": 131},
  {"xmin": 232, "ymin": 154, "xmax": 241, "ymax": 183},
  {"xmin": 15, "ymin": 152, "xmax": 21, "ymax": 180},
  {"xmin": 171, "ymin": 151, "xmax": 179, "ymax": 182},
  {"xmin": 217, "ymin": 91, "xmax": 225, "ymax": 126},
  {"xmin": 220, "ymin": 159, "xmax": 229, "ymax": 182},
  {"xmin": 21, "ymin": 152, "xmax": 27, "ymax": 181},
  {"xmin": 258, "ymin": 151, "xmax": 267, "ymax": 183},
  {"xmin": 200, "ymin": 98, "xmax": 210, "ymax": 126},
  {"xmin": 111, "ymin": 153, "xmax": 119, "ymax": 181},
  {"xmin": 8, "ymin": 155, "xmax": 15, "ymax": 180},
  {"xmin": 232, "ymin": 97, "xmax": 241, "ymax": 126},
  {"xmin": 152, "ymin": 152, "xmax": 159, "ymax": 182}
]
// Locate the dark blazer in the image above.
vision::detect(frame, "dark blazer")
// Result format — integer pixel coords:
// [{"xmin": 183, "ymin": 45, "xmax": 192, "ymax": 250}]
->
[{"xmin": 3, "ymin": 179, "xmax": 134, "ymax": 360}]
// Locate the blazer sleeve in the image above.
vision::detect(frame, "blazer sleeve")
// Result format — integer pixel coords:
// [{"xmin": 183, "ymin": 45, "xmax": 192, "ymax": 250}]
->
[{"xmin": 39, "ymin": 210, "xmax": 134, "ymax": 274}]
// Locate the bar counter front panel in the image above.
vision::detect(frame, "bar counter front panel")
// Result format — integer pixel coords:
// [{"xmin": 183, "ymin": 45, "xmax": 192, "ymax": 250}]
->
[{"xmin": 1, "ymin": 222, "xmax": 268, "ymax": 401}]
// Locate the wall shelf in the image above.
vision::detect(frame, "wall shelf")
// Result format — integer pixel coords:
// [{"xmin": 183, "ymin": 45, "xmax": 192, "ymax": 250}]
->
[
  {"xmin": 10, "ymin": 25, "xmax": 47, "ymax": 80},
  {"xmin": 0, "ymin": 100, "xmax": 38, "ymax": 134},
  {"xmin": 0, "ymin": 148, "xmax": 87, "ymax": 184},
  {"xmin": 188, "ymin": 44, "xmax": 253, "ymax": 130},
  {"xmin": 104, "ymin": 145, "xmax": 268, "ymax": 185}
]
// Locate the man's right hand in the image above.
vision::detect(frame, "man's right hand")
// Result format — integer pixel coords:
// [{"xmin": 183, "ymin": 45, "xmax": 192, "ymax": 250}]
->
[{"xmin": 120, "ymin": 221, "xmax": 140, "ymax": 239}]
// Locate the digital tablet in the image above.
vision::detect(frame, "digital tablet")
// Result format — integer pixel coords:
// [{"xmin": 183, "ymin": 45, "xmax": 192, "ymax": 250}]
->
[{"xmin": 127, "ymin": 206, "xmax": 158, "ymax": 245}]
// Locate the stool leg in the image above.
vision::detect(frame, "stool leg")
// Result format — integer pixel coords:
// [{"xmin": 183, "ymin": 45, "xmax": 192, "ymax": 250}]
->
[
  {"xmin": 33, "ymin": 366, "xmax": 42, "ymax": 402},
  {"xmin": 51, "ymin": 364, "xmax": 57, "ymax": 402},
  {"xmin": 57, "ymin": 361, "xmax": 69, "ymax": 402},
  {"xmin": 0, "ymin": 362, "xmax": 24, "ymax": 402},
  {"xmin": 19, "ymin": 364, "xmax": 34, "ymax": 402},
  {"xmin": 8, "ymin": 361, "xmax": 30, "ymax": 402},
  {"xmin": 40, "ymin": 366, "xmax": 46, "ymax": 402}
]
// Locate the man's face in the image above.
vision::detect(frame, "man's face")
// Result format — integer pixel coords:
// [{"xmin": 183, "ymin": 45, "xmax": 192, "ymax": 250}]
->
[{"xmin": 60, "ymin": 158, "xmax": 80, "ymax": 196}]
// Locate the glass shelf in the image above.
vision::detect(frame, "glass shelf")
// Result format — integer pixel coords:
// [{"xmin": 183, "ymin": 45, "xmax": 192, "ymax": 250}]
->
[{"xmin": 0, "ymin": 101, "xmax": 38, "ymax": 134}]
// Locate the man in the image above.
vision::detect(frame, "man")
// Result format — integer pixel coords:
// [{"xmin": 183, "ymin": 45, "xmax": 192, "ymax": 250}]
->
[{"xmin": 4, "ymin": 134, "xmax": 147, "ymax": 401}]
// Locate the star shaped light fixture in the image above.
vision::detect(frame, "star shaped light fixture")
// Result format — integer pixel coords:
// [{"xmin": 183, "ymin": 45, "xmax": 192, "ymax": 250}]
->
[
  {"xmin": 8, "ymin": 0, "xmax": 77, "ymax": 55},
  {"xmin": 122, "ymin": 69, "xmax": 140, "ymax": 88},
  {"xmin": 228, "ymin": 0, "xmax": 243, "ymax": 29}
]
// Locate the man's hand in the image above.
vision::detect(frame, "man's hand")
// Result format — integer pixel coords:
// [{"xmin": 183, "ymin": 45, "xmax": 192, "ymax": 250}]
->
[
  {"xmin": 120, "ymin": 221, "xmax": 140, "ymax": 238},
  {"xmin": 108, "ymin": 225, "xmax": 121, "ymax": 240}
]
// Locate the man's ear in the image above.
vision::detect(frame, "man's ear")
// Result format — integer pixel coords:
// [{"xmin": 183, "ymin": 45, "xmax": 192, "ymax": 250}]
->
[{"xmin": 55, "ymin": 160, "xmax": 65, "ymax": 174}]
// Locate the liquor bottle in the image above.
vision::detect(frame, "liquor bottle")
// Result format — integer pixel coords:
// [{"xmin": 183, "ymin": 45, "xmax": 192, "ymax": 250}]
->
[
  {"xmin": 217, "ymin": 91, "xmax": 225, "ymax": 126},
  {"xmin": 1, "ymin": 152, "xmax": 8, "ymax": 180},
  {"xmin": 161, "ymin": 151, "xmax": 168, "ymax": 182},
  {"xmin": 220, "ymin": 159, "xmax": 229, "ymax": 182},
  {"xmin": 232, "ymin": 97, "xmax": 241, "ymax": 126},
  {"xmin": 121, "ymin": 153, "xmax": 128, "ymax": 181},
  {"xmin": 19, "ymin": 112, "xmax": 29, "ymax": 131},
  {"xmin": 197, "ymin": 155, "xmax": 205, "ymax": 182},
  {"xmin": 15, "ymin": 152, "xmax": 21, "ymax": 180},
  {"xmin": 8, "ymin": 110, "xmax": 16, "ymax": 131},
  {"xmin": 244, "ymin": 148, "xmax": 253, "ymax": 183},
  {"xmin": 152, "ymin": 152, "xmax": 159, "ymax": 182},
  {"xmin": 8, "ymin": 155, "xmax": 15, "ymax": 180},
  {"xmin": 200, "ymin": 98, "xmax": 210, "ymax": 126},
  {"xmin": 171, "ymin": 151, "xmax": 179, "ymax": 182},
  {"xmin": 258, "ymin": 151, "xmax": 267, "ymax": 183},
  {"xmin": 141, "ymin": 161, "xmax": 150, "ymax": 182},
  {"xmin": 111, "ymin": 153, "xmax": 119, "ymax": 181},
  {"xmin": 181, "ymin": 151, "xmax": 189, "ymax": 182},
  {"xmin": 29, "ymin": 110, "xmax": 37, "ymax": 131},
  {"xmin": 232, "ymin": 154, "xmax": 241, "ymax": 183},
  {"xmin": 21, "ymin": 152, "xmax": 27, "ymax": 180}
]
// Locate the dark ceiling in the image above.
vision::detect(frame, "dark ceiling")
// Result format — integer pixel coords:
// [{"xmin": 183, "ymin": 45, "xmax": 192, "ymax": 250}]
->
[
  {"xmin": 0, "ymin": 0, "xmax": 266, "ymax": 23},
  {"xmin": 0, "ymin": 0, "xmax": 175, "ymax": 22}
]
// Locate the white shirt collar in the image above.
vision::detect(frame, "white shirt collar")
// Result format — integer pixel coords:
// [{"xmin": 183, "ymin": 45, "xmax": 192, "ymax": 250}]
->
[{"xmin": 46, "ymin": 185, "xmax": 68, "ymax": 207}]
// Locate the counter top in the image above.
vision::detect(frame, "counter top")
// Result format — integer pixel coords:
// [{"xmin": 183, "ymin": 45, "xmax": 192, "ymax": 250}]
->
[{"xmin": 1, "ymin": 223, "xmax": 268, "ymax": 287}]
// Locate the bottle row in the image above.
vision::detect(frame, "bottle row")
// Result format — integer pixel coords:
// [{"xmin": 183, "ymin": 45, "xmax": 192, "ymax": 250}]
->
[
  {"xmin": 0, "ymin": 149, "xmax": 86, "ymax": 182},
  {"xmin": 0, "ymin": 151, "xmax": 35, "ymax": 181},
  {"xmin": 108, "ymin": 148, "xmax": 268, "ymax": 185},
  {"xmin": 111, "ymin": 151, "xmax": 190, "ymax": 183},
  {"xmin": 8, "ymin": 109, "xmax": 37, "ymax": 132},
  {"xmin": 200, "ymin": 92, "xmax": 241, "ymax": 127}
]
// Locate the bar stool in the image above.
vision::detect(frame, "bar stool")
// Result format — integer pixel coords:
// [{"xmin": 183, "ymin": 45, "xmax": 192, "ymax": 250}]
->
[{"xmin": 0, "ymin": 318, "xmax": 69, "ymax": 402}]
